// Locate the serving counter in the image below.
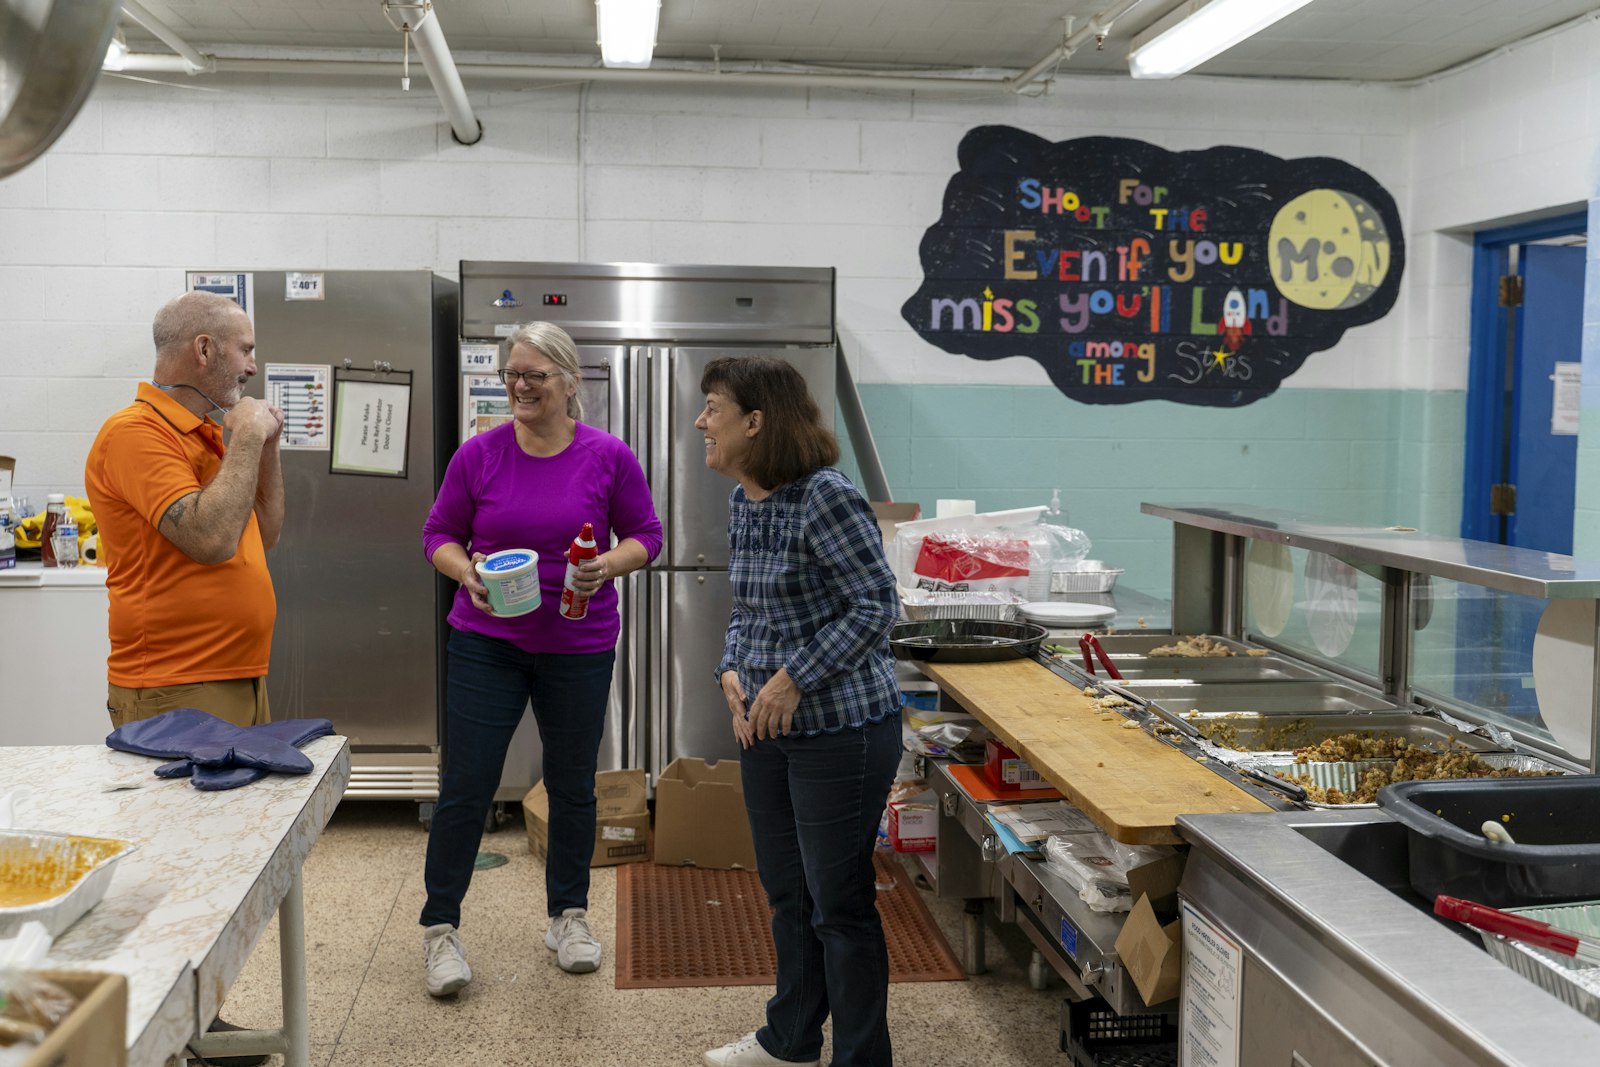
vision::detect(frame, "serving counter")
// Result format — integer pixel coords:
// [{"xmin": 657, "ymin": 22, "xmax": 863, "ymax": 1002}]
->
[{"xmin": 903, "ymin": 502, "xmax": 1600, "ymax": 1063}]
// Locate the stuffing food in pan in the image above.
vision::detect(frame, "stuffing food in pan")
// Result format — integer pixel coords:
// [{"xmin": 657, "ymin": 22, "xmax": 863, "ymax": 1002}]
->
[
  {"xmin": 1148, "ymin": 635, "xmax": 1272, "ymax": 658},
  {"xmin": 1271, "ymin": 738, "xmax": 1560, "ymax": 805}
]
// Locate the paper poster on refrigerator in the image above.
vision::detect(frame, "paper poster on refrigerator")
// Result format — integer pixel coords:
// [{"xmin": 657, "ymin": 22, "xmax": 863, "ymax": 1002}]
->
[
  {"xmin": 463, "ymin": 373, "xmax": 511, "ymax": 439},
  {"xmin": 264, "ymin": 363, "xmax": 330, "ymax": 450},
  {"xmin": 186, "ymin": 271, "xmax": 255, "ymax": 327}
]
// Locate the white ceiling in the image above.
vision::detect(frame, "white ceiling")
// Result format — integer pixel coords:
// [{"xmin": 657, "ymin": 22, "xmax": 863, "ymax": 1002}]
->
[{"xmin": 119, "ymin": 0, "xmax": 1600, "ymax": 84}]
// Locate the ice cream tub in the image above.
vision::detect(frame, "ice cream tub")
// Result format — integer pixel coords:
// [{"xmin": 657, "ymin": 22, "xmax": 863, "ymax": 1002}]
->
[{"xmin": 476, "ymin": 549, "xmax": 541, "ymax": 616}]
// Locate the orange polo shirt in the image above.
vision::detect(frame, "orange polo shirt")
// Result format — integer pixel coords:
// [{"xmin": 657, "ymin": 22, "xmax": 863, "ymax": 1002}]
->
[{"xmin": 85, "ymin": 382, "xmax": 276, "ymax": 687}]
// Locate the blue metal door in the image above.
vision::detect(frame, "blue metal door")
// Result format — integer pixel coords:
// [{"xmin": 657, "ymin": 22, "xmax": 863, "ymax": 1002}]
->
[{"xmin": 1509, "ymin": 244, "xmax": 1584, "ymax": 553}]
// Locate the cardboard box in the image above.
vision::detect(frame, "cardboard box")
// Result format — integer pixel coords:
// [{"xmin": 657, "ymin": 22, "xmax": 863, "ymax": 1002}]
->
[
  {"xmin": 984, "ymin": 738, "xmax": 1044, "ymax": 791},
  {"xmin": 1114, "ymin": 895, "xmax": 1183, "ymax": 1008},
  {"xmin": 1125, "ymin": 851, "xmax": 1186, "ymax": 917},
  {"xmin": 887, "ymin": 799, "xmax": 936, "ymax": 852},
  {"xmin": 870, "ymin": 501, "xmax": 921, "ymax": 547},
  {"xmin": 523, "ymin": 769, "xmax": 651, "ymax": 868},
  {"xmin": 19, "ymin": 969, "xmax": 127, "ymax": 1067},
  {"xmin": 653, "ymin": 757, "xmax": 758, "ymax": 870}
]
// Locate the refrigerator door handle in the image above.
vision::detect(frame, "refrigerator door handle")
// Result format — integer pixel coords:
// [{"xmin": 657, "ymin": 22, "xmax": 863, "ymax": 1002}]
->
[
  {"xmin": 651, "ymin": 568, "xmax": 671, "ymax": 775},
  {"xmin": 649, "ymin": 346, "xmax": 673, "ymax": 559}
]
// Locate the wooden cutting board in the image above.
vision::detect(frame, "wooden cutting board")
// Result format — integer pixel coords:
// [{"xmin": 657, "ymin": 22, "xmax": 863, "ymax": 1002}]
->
[{"xmin": 918, "ymin": 658, "xmax": 1269, "ymax": 844}]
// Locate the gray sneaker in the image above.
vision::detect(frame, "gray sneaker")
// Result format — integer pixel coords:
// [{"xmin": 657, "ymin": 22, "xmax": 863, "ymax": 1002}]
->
[
  {"xmin": 422, "ymin": 923, "xmax": 472, "ymax": 996},
  {"xmin": 544, "ymin": 907, "xmax": 602, "ymax": 973}
]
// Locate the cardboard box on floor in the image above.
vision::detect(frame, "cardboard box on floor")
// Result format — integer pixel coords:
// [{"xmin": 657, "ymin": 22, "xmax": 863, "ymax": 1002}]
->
[
  {"xmin": 870, "ymin": 502, "xmax": 920, "ymax": 547},
  {"xmin": 1114, "ymin": 895, "xmax": 1183, "ymax": 1008},
  {"xmin": 653, "ymin": 757, "xmax": 758, "ymax": 870},
  {"xmin": 20, "ymin": 970, "xmax": 127, "ymax": 1067},
  {"xmin": 523, "ymin": 768, "xmax": 651, "ymax": 867}
]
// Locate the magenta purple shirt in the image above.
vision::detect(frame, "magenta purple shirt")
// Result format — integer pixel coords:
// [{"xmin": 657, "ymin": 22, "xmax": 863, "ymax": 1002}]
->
[{"xmin": 423, "ymin": 421, "xmax": 663, "ymax": 654}]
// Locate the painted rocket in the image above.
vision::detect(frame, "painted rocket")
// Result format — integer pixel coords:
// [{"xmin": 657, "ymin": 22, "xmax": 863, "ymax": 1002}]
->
[{"xmin": 1219, "ymin": 287, "xmax": 1252, "ymax": 351}]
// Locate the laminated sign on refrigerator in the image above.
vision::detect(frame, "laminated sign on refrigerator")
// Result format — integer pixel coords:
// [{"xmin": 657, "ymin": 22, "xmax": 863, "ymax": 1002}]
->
[{"xmin": 332, "ymin": 369, "xmax": 412, "ymax": 478}]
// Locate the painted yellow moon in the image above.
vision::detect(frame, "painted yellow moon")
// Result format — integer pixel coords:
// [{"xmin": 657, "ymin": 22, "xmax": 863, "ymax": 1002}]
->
[{"xmin": 1268, "ymin": 189, "xmax": 1392, "ymax": 310}]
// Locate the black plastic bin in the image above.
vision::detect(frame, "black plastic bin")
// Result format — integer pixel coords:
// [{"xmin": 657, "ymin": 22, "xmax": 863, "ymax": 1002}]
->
[{"xmin": 1377, "ymin": 776, "xmax": 1600, "ymax": 907}]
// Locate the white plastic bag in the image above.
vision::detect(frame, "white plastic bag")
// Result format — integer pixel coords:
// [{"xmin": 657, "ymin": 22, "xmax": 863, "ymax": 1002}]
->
[{"xmin": 1043, "ymin": 832, "xmax": 1177, "ymax": 913}]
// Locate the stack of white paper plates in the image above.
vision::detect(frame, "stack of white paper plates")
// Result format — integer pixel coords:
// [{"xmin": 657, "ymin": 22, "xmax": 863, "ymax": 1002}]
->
[{"xmin": 1018, "ymin": 601, "xmax": 1117, "ymax": 627}]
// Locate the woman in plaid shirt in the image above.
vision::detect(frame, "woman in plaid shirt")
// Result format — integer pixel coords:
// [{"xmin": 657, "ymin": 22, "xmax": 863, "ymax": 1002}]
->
[{"xmin": 697, "ymin": 356, "xmax": 902, "ymax": 1067}]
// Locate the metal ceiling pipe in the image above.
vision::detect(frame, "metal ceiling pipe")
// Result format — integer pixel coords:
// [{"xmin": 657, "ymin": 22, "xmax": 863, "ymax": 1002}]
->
[
  {"xmin": 403, "ymin": 5, "xmax": 481, "ymax": 145},
  {"xmin": 119, "ymin": 0, "xmax": 212, "ymax": 74},
  {"xmin": 115, "ymin": 54, "xmax": 1030, "ymax": 95},
  {"xmin": 1006, "ymin": 0, "xmax": 1151, "ymax": 93}
]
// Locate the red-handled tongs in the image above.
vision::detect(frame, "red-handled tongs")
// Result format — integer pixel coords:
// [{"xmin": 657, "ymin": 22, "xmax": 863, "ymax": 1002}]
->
[
  {"xmin": 1435, "ymin": 895, "xmax": 1600, "ymax": 965},
  {"xmin": 1078, "ymin": 632, "xmax": 1124, "ymax": 680}
]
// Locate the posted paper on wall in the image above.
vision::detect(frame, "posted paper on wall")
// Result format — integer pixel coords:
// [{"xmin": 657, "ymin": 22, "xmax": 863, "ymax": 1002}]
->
[
  {"xmin": 332, "ymin": 378, "xmax": 411, "ymax": 477},
  {"xmin": 264, "ymin": 364, "xmax": 330, "ymax": 450}
]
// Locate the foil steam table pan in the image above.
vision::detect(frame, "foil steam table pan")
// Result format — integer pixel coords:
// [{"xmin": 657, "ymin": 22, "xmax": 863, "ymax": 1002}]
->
[
  {"xmin": 898, "ymin": 588, "xmax": 1023, "ymax": 622},
  {"xmin": 1475, "ymin": 900, "xmax": 1600, "ymax": 1022},
  {"xmin": 0, "ymin": 829, "xmax": 137, "ymax": 939},
  {"xmin": 1234, "ymin": 752, "xmax": 1569, "ymax": 809}
]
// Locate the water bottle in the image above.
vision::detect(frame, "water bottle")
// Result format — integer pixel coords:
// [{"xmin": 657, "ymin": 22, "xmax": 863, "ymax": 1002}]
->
[
  {"xmin": 40, "ymin": 493, "xmax": 65, "ymax": 567},
  {"xmin": 53, "ymin": 512, "xmax": 79, "ymax": 569},
  {"xmin": 559, "ymin": 522, "xmax": 598, "ymax": 620}
]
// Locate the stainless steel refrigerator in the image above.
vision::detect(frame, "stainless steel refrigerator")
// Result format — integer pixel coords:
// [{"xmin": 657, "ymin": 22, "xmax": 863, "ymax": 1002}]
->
[
  {"xmin": 458, "ymin": 262, "xmax": 836, "ymax": 783},
  {"xmin": 197, "ymin": 268, "xmax": 459, "ymax": 801}
]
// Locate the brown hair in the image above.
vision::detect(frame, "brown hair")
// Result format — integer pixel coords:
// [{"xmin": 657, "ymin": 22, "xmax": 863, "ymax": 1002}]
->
[{"xmin": 700, "ymin": 356, "xmax": 838, "ymax": 491}]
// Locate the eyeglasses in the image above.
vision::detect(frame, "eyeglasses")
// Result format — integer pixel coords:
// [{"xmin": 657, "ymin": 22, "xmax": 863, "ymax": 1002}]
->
[{"xmin": 498, "ymin": 369, "xmax": 558, "ymax": 386}]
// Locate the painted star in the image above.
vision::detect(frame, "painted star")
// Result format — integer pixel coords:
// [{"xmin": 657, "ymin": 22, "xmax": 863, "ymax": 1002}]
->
[{"xmin": 1210, "ymin": 347, "xmax": 1230, "ymax": 367}]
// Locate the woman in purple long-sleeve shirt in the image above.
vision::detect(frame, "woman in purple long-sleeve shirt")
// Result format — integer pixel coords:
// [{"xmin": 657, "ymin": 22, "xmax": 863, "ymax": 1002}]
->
[{"xmin": 417, "ymin": 321, "xmax": 662, "ymax": 996}]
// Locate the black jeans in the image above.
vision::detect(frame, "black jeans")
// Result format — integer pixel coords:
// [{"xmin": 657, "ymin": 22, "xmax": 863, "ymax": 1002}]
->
[
  {"xmin": 421, "ymin": 628, "xmax": 615, "ymax": 928},
  {"xmin": 741, "ymin": 713, "xmax": 900, "ymax": 1067}
]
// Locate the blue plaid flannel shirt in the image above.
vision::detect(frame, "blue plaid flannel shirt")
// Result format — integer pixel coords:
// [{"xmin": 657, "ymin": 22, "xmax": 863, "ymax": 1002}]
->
[{"xmin": 715, "ymin": 466, "xmax": 901, "ymax": 735}]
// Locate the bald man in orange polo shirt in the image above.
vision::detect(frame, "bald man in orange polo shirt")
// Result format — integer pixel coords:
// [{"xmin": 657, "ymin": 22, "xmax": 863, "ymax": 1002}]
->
[{"xmin": 86, "ymin": 290, "xmax": 286, "ymax": 729}]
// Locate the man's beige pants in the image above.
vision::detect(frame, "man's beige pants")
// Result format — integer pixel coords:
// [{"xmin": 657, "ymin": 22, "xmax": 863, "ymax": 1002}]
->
[{"xmin": 107, "ymin": 677, "xmax": 272, "ymax": 729}]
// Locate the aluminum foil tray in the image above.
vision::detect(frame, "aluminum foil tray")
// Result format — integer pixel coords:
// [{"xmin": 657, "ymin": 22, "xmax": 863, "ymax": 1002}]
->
[
  {"xmin": 0, "ymin": 829, "xmax": 136, "ymax": 938},
  {"xmin": 899, "ymin": 588, "xmax": 1023, "ymax": 622},
  {"xmin": 1236, "ymin": 753, "xmax": 1569, "ymax": 809},
  {"xmin": 1477, "ymin": 900, "xmax": 1600, "ymax": 1022}
]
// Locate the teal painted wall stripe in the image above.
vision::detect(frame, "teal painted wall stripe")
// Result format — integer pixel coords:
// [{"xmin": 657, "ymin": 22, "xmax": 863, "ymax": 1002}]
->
[{"xmin": 841, "ymin": 386, "xmax": 1467, "ymax": 598}]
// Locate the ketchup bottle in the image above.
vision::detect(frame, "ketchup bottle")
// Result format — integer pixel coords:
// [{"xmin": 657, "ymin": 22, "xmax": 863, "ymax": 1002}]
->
[{"xmin": 560, "ymin": 522, "xmax": 598, "ymax": 620}]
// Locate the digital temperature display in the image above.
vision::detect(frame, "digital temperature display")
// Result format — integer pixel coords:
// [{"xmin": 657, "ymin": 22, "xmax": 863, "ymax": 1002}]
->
[{"xmin": 542, "ymin": 294, "xmax": 567, "ymax": 306}]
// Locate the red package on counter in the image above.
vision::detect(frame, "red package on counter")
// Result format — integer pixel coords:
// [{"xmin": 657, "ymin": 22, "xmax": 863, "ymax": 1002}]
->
[{"xmin": 912, "ymin": 532, "xmax": 1030, "ymax": 593}]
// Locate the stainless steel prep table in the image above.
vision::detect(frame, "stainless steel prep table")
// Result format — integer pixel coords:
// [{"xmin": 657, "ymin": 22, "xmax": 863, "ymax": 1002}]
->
[{"xmin": 0, "ymin": 738, "xmax": 350, "ymax": 1067}]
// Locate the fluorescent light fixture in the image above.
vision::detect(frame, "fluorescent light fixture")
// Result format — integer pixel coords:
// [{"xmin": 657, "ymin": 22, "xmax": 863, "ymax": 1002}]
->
[
  {"xmin": 1127, "ymin": 0, "xmax": 1314, "ymax": 79},
  {"xmin": 595, "ymin": 0, "xmax": 661, "ymax": 69},
  {"xmin": 103, "ymin": 30, "xmax": 129, "ymax": 72}
]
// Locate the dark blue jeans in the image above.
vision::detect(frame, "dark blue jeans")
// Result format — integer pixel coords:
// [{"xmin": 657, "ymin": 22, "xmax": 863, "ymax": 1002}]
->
[
  {"xmin": 421, "ymin": 628, "xmax": 615, "ymax": 929},
  {"xmin": 741, "ymin": 713, "xmax": 900, "ymax": 1067}
]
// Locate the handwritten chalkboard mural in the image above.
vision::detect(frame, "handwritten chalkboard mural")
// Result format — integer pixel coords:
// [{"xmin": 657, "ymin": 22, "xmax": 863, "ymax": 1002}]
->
[{"xmin": 900, "ymin": 127, "xmax": 1404, "ymax": 407}]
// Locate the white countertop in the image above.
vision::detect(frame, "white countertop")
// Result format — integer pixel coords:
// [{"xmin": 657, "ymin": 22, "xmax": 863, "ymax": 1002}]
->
[
  {"xmin": 0, "ymin": 738, "xmax": 351, "ymax": 1067},
  {"xmin": 0, "ymin": 561, "xmax": 107, "ymax": 586}
]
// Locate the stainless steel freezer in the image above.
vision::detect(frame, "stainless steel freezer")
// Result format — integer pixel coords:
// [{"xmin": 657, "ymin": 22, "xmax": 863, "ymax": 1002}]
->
[
  {"xmin": 212, "ymin": 268, "xmax": 458, "ymax": 800},
  {"xmin": 458, "ymin": 262, "xmax": 837, "ymax": 784}
]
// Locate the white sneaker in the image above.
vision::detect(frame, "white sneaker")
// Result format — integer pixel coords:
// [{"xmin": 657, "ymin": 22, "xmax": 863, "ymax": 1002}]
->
[
  {"xmin": 544, "ymin": 907, "xmax": 602, "ymax": 973},
  {"xmin": 703, "ymin": 1032, "xmax": 821, "ymax": 1067},
  {"xmin": 422, "ymin": 923, "xmax": 472, "ymax": 996}
]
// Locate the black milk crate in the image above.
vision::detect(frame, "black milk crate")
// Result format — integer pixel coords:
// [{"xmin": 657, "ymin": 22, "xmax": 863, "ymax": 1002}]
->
[{"xmin": 1060, "ymin": 997, "xmax": 1179, "ymax": 1067}]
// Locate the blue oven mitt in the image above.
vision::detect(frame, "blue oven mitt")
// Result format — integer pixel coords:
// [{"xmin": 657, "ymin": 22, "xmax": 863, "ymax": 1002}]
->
[{"xmin": 107, "ymin": 707, "xmax": 334, "ymax": 790}]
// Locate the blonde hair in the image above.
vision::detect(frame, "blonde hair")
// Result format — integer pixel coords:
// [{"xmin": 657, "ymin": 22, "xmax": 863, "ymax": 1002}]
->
[{"xmin": 500, "ymin": 321, "xmax": 583, "ymax": 421}]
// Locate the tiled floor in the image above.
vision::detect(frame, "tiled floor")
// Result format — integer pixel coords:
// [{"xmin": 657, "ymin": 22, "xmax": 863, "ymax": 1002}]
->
[{"xmin": 222, "ymin": 801, "xmax": 1066, "ymax": 1066}]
